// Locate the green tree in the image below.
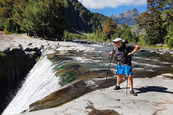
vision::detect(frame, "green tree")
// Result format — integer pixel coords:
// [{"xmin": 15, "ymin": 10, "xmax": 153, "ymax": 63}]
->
[
  {"xmin": 112, "ymin": 26, "xmax": 123, "ymax": 38},
  {"xmin": 102, "ymin": 18, "xmax": 117, "ymax": 41},
  {"xmin": 44, "ymin": 0, "xmax": 65, "ymax": 39},
  {"xmin": 112, "ymin": 24, "xmax": 139, "ymax": 43},
  {"xmin": 121, "ymin": 28, "xmax": 133, "ymax": 42},
  {"xmin": 4, "ymin": 18, "xmax": 19, "ymax": 33},
  {"xmin": 13, "ymin": 0, "xmax": 65, "ymax": 40},
  {"xmin": 166, "ymin": 23, "xmax": 173, "ymax": 48},
  {"xmin": 135, "ymin": 0, "xmax": 172, "ymax": 45},
  {"xmin": 0, "ymin": 0, "xmax": 17, "ymax": 31}
]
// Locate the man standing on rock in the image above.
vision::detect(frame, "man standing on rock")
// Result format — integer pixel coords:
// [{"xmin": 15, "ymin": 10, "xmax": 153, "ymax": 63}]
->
[{"xmin": 110, "ymin": 38, "xmax": 141, "ymax": 96}]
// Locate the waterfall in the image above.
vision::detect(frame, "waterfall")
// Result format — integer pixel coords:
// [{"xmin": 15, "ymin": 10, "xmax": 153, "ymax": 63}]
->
[{"xmin": 2, "ymin": 56, "xmax": 60, "ymax": 115}]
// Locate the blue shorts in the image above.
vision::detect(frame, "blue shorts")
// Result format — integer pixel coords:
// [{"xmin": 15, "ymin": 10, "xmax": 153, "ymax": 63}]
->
[{"xmin": 116, "ymin": 64, "xmax": 133, "ymax": 75}]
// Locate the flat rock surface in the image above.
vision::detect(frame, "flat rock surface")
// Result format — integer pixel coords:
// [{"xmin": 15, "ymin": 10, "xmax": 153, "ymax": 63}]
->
[
  {"xmin": 0, "ymin": 32, "xmax": 59, "ymax": 54},
  {"xmin": 18, "ymin": 76, "xmax": 173, "ymax": 115},
  {"xmin": 0, "ymin": 32, "xmax": 95, "ymax": 55},
  {"xmin": 0, "ymin": 31, "xmax": 37, "ymax": 51}
]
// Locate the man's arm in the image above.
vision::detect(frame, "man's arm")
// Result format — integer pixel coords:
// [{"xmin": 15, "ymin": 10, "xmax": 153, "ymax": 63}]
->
[
  {"xmin": 128, "ymin": 45, "xmax": 141, "ymax": 56},
  {"xmin": 110, "ymin": 47, "xmax": 116, "ymax": 55}
]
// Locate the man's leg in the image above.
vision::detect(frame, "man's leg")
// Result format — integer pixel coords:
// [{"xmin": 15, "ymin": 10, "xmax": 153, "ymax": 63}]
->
[
  {"xmin": 127, "ymin": 75, "xmax": 137, "ymax": 96},
  {"xmin": 114, "ymin": 74, "xmax": 122, "ymax": 90},
  {"xmin": 117, "ymin": 74, "xmax": 123, "ymax": 85},
  {"xmin": 127, "ymin": 75, "xmax": 133, "ymax": 89}
]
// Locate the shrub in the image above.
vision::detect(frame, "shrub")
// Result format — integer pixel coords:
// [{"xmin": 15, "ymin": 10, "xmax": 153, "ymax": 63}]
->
[
  {"xmin": 0, "ymin": 52, "xmax": 6, "ymax": 57},
  {"xmin": 3, "ymin": 28, "xmax": 11, "ymax": 34},
  {"xmin": 167, "ymin": 37, "xmax": 173, "ymax": 48},
  {"xmin": 64, "ymin": 31, "xmax": 87, "ymax": 40},
  {"xmin": 137, "ymin": 35, "xmax": 148, "ymax": 47},
  {"xmin": 4, "ymin": 18, "xmax": 19, "ymax": 33}
]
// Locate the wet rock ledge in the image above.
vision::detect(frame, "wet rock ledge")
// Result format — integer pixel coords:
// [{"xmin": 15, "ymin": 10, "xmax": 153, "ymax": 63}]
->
[
  {"xmin": 0, "ymin": 32, "xmax": 60, "ymax": 91},
  {"xmin": 0, "ymin": 32, "xmax": 60, "ymax": 114}
]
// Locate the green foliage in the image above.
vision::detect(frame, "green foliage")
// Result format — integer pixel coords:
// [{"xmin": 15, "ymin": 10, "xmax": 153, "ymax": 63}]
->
[
  {"xmin": 121, "ymin": 28, "xmax": 132, "ymax": 42},
  {"xmin": 64, "ymin": 31, "xmax": 87, "ymax": 40},
  {"xmin": 64, "ymin": 29, "xmax": 106, "ymax": 42},
  {"xmin": 0, "ymin": 0, "xmax": 15, "ymax": 31},
  {"xmin": 15, "ymin": 0, "xmax": 43, "ymax": 34},
  {"xmin": 4, "ymin": 18, "xmax": 19, "ymax": 33},
  {"xmin": 64, "ymin": 24, "xmax": 139, "ymax": 43},
  {"xmin": 135, "ymin": 0, "xmax": 173, "ymax": 45},
  {"xmin": 112, "ymin": 24, "xmax": 139, "ymax": 43},
  {"xmin": 85, "ymin": 24, "xmax": 139, "ymax": 43},
  {"xmin": 0, "ymin": 0, "xmax": 65, "ymax": 40},
  {"xmin": 3, "ymin": 28, "xmax": 11, "ymax": 34},
  {"xmin": 167, "ymin": 37, "xmax": 173, "ymax": 48},
  {"xmin": 87, "ymin": 30, "xmax": 105, "ymax": 42},
  {"xmin": 137, "ymin": 35, "xmax": 148, "ymax": 47},
  {"xmin": 166, "ymin": 23, "xmax": 173, "ymax": 39},
  {"xmin": 0, "ymin": 52, "xmax": 6, "ymax": 57},
  {"xmin": 13, "ymin": 0, "xmax": 65, "ymax": 39},
  {"xmin": 166, "ymin": 23, "xmax": 173, "ymax": 48},
  {"xmin": 0, "ymin": 0, "xmax": 108, "ymax": 40},
  {"xmin": 0, "ymin": 22, "xmax": 4, "ymax": 30}
]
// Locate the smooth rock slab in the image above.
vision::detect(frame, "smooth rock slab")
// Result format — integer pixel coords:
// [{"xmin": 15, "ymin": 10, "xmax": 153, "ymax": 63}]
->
[{"xmin": 18, "ymin": 76, "xmax": 173, "ymax": 115}]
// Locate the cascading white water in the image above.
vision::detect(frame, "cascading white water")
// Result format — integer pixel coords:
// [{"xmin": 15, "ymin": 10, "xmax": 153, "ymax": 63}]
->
[{"xmin": 2, "ymin": 56, "xmax": 60, "ymax": 115}]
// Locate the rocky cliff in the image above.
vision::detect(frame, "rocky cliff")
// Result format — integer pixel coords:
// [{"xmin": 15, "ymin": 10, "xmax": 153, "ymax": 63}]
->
[{"xmin": 110, "ymin": 8, "xmax": 141, "ymax": 25}]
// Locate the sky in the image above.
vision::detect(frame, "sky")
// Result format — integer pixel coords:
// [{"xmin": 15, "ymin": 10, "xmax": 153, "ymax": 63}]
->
[{"xmin": 77, "ymin": 0, "xmax": 147, "ymax": 17}]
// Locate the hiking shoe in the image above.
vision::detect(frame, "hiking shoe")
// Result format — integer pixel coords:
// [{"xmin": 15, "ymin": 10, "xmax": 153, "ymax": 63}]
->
[
  {"xmin": 114, "ymin": 85, "xmax": 120, "ymax": 90},
  {"xmin": 129, "ymin": 90, "xmax": 137, "ymax": 96}
]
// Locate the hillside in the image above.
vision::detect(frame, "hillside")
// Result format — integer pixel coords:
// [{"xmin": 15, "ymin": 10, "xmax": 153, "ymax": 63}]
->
[
  {"xmin": 65, "ymin": 0, "xmax": 108, "ymax": 33},
  {"xmin": 110, "ymin": 8, "xmax": 141, "ymax": 25}
]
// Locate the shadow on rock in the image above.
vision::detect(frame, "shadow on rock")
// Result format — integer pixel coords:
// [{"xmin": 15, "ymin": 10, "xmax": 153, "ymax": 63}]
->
[{"xmin": 135, "ymin": 86, "xmax": 173, "ymax": 94}]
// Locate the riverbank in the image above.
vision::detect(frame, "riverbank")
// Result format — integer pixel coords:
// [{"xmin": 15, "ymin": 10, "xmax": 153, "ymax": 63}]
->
[
  {"xmin": 140, "ymin": 47, "xmax": 173, "ymax": 55},
  {"xmin": 1, "ymin": 31, "xmax": 173, "ymax": 56},
  {"xmin": 64, "ymin": 39, "xmax": 173, "ymax": 56}
]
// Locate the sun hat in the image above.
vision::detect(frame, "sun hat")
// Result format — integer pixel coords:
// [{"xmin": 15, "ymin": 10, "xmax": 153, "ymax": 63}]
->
[{"xmin": 112, "ymin": 38, "xmax": 122, "ymax": 43}]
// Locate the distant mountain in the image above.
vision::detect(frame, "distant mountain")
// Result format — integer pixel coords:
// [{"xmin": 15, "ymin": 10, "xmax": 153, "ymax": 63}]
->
[
  {"xmin": 65, "ymin": 0, "xmax": 108, "ymax": 33},
  {"xmin": 110, "ymin": 8, "xmax": 141, "ymax": 25}
]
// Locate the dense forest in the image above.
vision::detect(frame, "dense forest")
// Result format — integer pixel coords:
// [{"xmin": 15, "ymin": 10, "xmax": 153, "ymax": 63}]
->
[
  {"xmin": 0, "ymin": 0, "xmax": 65, "ymax": 40},
  {"xmin": 0, "ymin": 0, "xmax": 173, "ymax": 47}
]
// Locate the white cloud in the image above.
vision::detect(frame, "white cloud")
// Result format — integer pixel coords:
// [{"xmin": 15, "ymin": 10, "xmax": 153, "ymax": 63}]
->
[{"xmin": 78, "ymin": 0, "xmax": 147, "ymax": 9}]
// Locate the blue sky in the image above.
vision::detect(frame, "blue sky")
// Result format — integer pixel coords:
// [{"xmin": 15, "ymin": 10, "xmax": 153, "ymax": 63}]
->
[{"xmin": 77, "ymin": 0, "xmax": 147, "ymax": 17}]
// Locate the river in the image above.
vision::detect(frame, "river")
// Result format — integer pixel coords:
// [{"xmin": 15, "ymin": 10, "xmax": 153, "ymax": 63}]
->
[{"xmin": 2, "ymin": 42, "xmax": 173, "ymax": 115}]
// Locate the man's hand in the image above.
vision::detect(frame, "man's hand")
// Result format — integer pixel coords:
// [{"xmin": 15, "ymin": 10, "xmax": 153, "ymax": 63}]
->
[
  {"xmin": 128, "ymin": 45, "xmax": 141, "ymax": 56},
  {"xmin": 109, "ymin": 51, "xmax": 115, "ymax": 55},
  {"xmin": 128, "ymin": 52, "xmax": 133, "ymax": 56}
]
